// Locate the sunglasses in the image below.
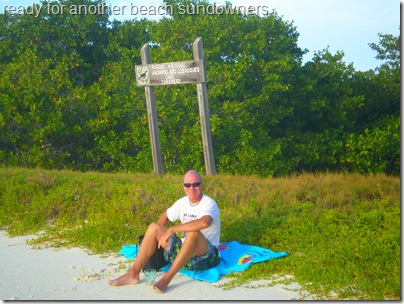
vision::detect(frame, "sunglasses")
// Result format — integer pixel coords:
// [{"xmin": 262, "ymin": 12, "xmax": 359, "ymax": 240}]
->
[{"xmin": 183, "ymin": 182, "xmax": 201, "ymax": 188}]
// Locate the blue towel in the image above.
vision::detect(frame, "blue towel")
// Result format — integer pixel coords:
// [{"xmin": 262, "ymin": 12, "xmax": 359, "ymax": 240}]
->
[{"xmin": 118, "ymin": 241, "xmax": 287, "ymax": 283}]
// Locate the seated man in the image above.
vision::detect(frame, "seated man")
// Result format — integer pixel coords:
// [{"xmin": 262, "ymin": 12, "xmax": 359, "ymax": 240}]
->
[{"xmin": 107, "ymin": 170, "xmax": 220, "ymax": 293}]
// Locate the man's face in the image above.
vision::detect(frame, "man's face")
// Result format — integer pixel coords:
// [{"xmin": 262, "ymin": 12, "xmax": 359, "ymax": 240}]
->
[{"xmin": 183, "ymin": 173, "xmax": 202, "ymax": 202}]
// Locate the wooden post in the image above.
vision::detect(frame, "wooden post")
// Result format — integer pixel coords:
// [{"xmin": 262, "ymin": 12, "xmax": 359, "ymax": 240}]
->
[
  {"xmin": 193, "ymin": 37, "xmax": 216, "ymax": 175},
  {"xmin": 141, "ymin": 43, "xmax": 163, "ymax": 175}
]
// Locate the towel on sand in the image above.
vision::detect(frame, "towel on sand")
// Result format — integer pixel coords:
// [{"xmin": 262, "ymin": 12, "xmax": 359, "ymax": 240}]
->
[{"xmin": 118, "ymin": 241, "xmax": 287, "ymax": 283}]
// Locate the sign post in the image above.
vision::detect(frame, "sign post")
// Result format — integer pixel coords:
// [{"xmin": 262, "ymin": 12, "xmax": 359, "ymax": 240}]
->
[
  {"xmin": 136, "ymin": 37, "xmax": 216, "ymax": 176},
  {"xmin": 193, "ymin": 37, "xmax": 216, "ymax": 175},
  {"xmin": 140, "ymin": 43, "xmax": 163, "ymax": 176}
]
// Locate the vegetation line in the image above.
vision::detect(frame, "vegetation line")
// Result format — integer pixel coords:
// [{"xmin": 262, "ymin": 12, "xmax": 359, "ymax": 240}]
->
[{"xmin": 0, "ymin": 167, "xmax": 399, "ymax": 300}]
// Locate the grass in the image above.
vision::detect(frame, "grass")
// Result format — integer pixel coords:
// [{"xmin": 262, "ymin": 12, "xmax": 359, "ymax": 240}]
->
[{"xmin": 0, "ymin": 167, "xmax": 400, "ymax": 300}]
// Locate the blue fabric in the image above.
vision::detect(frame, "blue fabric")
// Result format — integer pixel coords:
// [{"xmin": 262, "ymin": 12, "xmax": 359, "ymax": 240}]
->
[
  {"xmin": 118, "ymin": 241, "xmax": 287, "ymax": 283},
  {"xmin": 119, "ymin": 244, "xmax": 139, "ymax": 259}
]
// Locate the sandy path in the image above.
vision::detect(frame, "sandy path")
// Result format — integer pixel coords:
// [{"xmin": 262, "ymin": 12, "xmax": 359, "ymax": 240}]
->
[{"xmin": 0, "ymin": 231, "xmax": 311, "ymax": 300}]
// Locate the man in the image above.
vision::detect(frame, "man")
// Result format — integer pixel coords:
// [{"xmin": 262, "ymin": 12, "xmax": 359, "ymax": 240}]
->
[{"xmin": 107, "ymin": 170, "xmax": 220, "ymax": 293}]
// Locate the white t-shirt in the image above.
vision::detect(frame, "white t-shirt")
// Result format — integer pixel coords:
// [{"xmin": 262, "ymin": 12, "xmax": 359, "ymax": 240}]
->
[{"xmin": 166, "ymin": 194, "xmax": 220, "ymax": 247}]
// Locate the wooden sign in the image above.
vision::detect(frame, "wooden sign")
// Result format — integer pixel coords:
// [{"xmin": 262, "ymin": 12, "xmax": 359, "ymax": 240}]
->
[
  {"xmin": 138, "ymin": 38, "xmax": 216, "ymax": 176},
  {"xmin": 135, "ymin": 60, "xmax": 205, "ymax": 86}
]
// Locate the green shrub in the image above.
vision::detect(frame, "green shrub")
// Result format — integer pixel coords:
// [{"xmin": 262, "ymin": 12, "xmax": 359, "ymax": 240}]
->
[{"xmin": 0, "ymin": 168, "xmax": 399, "ymax": 299}]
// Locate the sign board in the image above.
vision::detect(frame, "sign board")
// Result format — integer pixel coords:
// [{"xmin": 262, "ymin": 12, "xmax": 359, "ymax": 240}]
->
[
  {"xmin": 135, "ymin": 60, "xmax": 205, "ymax": 86},
  {"xmin": 138, "ymin": 38, "xmax": 216, "ymax": 176}
]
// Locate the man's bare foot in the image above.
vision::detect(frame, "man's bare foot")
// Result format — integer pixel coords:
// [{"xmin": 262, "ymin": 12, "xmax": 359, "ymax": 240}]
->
[
  {"xmin": 152, "ymin": 277, "xmax": 170, "ymax": 293},
  {"xmin": 107, "ymin": 272, "xmax": 140, "ymax": 286}
]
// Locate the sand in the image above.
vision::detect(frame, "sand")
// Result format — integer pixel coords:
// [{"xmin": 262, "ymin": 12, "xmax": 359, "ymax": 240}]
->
[{"xmin": 0, "ymin": 231, "xmax": 312, "ymax": 301}]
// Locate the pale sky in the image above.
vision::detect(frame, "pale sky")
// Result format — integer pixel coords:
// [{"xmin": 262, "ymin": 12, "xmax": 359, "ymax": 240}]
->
[{"xmin": 1, "ymin": 0, "xmax": 400, "ymax": 71}]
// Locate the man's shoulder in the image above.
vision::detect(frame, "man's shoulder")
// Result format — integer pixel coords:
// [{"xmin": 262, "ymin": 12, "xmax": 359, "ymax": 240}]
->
[
  {"xmin": 201, "ymin": 194, "xmax": 219, "ymax": 207},
  {"xmin": 173, "ymin": 196, "xmax": 188, "ymax": 205}
]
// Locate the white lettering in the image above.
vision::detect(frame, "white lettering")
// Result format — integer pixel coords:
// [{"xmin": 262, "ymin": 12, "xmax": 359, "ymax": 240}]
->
[
  {"xmin": 4, "ymin": 3, "xmax": 43, "ymax": 17},
  {"xmin": 161, "ymin": 78, "xmax": 181, "ymax": 85},
  {"xmin": 166, "ymin": 62, "xmax": 186, "ymax": 68},
  {"xmin": 178, "ymin": 4, "xmax": 186, "ymax": 14}
]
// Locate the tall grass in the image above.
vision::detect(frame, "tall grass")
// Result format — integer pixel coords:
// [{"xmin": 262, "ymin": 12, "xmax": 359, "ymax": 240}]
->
[{"xmin": 0, "ymin": 167, "xmax": 400, "ymax": 300}]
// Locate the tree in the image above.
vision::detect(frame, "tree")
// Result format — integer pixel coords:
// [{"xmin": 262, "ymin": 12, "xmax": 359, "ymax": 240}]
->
[
  {"xmin": 0, "ymin": 0, "xmax": 399, "ymax": 176},
  {"xmin": 142, "ymin": 0, "xmax": 306, "ymax": 175},
  {"xmin": 0, "ymin": 0, "xmax": 112, "ymax": 168},
  {"xmin": 348, "ymin": 32, "xmax": 399, "ymax": 128}
]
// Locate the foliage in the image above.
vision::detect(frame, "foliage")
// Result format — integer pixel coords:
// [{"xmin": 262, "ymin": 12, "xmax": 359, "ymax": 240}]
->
[
  {"xmin": 0, "ymin": 167, "xmax": 400, "ymax": 299},
  {"xmin": 341, "ymin": 116, "xmax": 400, "ymax": 175},
  {"xmin": 0, "ymin": 0, "xmax": 400, "ymax": 176}
]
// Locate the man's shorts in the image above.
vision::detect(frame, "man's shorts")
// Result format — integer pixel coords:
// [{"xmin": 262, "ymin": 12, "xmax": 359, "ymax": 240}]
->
[{"xmin": 164, "ymin": 233, "xmax": 220, "ymax": 272}]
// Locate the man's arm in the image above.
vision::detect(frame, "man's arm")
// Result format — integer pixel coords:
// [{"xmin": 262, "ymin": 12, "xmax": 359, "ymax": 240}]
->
[
  {"xmin": 170, "ymin": 215, "xmax": 212, "ymax": 233},
  {"xmin": 157, "ymin": 211, "xmax": 170, "ymax": 226},
  {"xmin": 157, "ymin": 215, "xmax": 213, "ymax": 250}
]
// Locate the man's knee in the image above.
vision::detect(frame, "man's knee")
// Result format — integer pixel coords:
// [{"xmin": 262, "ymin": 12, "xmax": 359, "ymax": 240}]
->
[
  {"xmin": 184, "ymin": 232, "xmax": 208, "ymax": 256},
  {"xmin": 184, "ymin": 231, "xmax": 204, "ymax": 242},
  {"xmin": 146, "ymin": 222, "xmax": 165, "ymax": 236},
  {"xmin": 185, "ymin": 231, "xmax": 199, "ymax": 237}
]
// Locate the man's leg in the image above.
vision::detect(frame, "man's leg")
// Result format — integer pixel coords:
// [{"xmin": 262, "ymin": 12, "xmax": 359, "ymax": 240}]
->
[
  {"xmin": 108, "ymin": 222, "xmax": 167, "ymax": 286},
  {"xmin": 153, "ymin": 231, "xmax": 208, "ymax": 293}
]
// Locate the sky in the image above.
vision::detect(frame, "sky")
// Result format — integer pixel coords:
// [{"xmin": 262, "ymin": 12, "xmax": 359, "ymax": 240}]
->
[{"xmin": 1, "ymin": 0, "xmax": 400, "ymax": 71}]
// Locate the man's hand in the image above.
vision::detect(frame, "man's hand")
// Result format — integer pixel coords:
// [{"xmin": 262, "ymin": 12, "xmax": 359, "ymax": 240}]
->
[{"xmin": 158, "ymin": 228, "xmax": 173, "ymax": 251}]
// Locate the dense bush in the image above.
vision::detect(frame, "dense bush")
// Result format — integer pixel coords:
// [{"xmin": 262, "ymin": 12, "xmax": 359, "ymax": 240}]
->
[{"xmin": 0, "ymin": 0, "xmax": 400, "ymax": 176}]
